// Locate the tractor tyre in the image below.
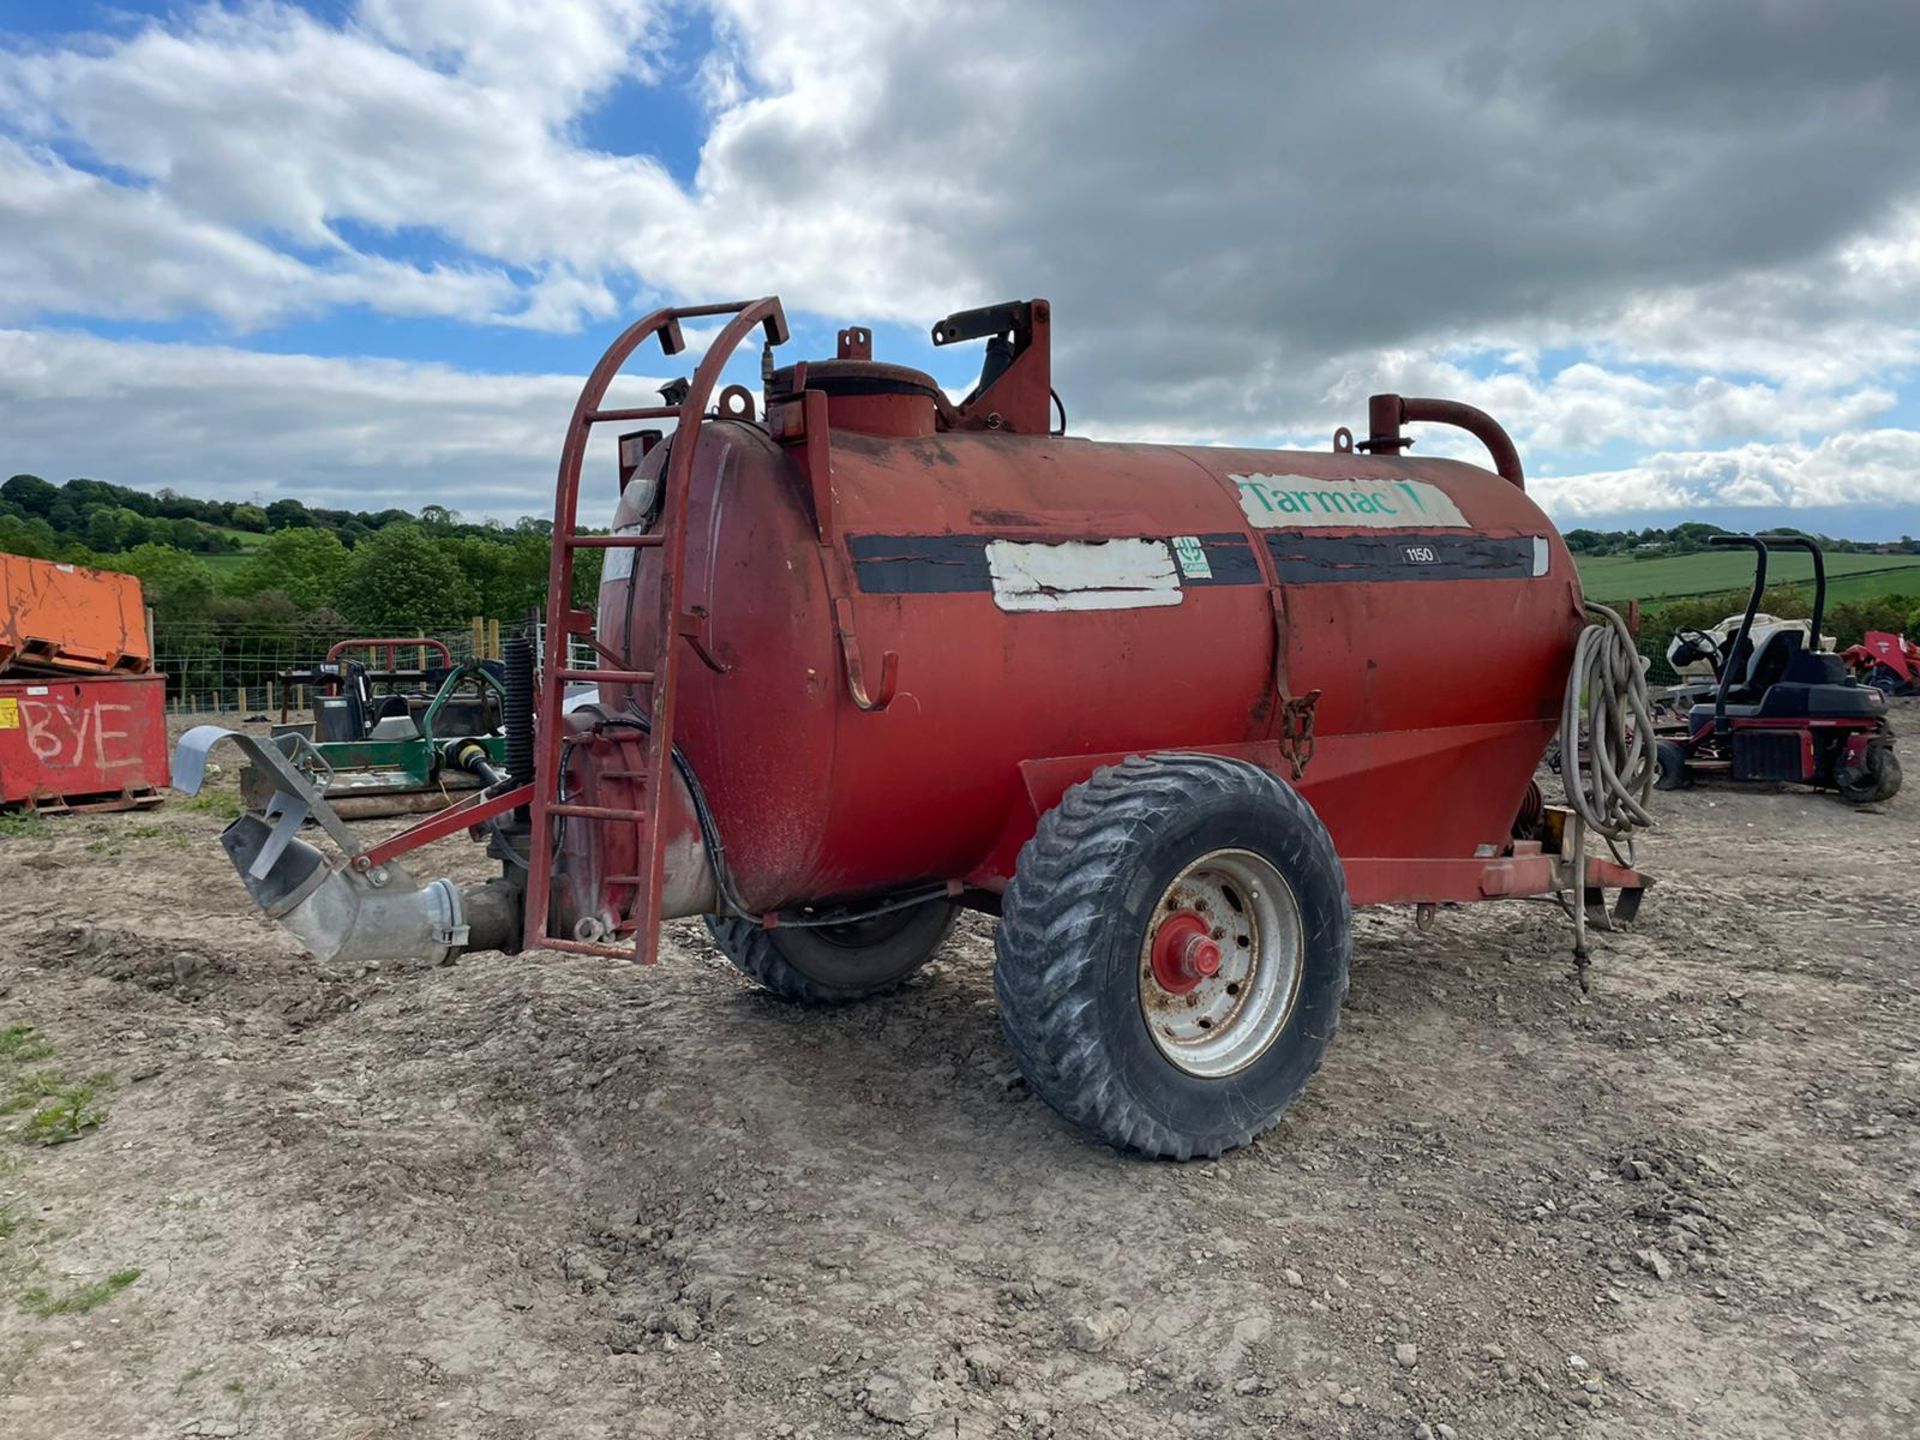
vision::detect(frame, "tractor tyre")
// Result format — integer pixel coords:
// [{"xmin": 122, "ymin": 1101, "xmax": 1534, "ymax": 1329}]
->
[
  {"xmin": 1838, "ymin": 739, "xmax": 1902, "ymax": 806},
  {"xmin": 1654, "ymin": 739, "xmax": 1692, "ymax": 792},
  {"xmin": 994, "ymin": 752, "xmax": 1350, "ymax": 1161},
  {"xmin": 706, "ymin": 899, "xmax": 958, "ymax": 1005},
  {"xmin": 1867, "ymin": 665, "xmax": 1905, "ymax": 697}
]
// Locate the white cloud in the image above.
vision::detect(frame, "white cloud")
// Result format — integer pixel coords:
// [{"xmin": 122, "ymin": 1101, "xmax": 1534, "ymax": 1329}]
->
[
  {"xmin": 5, "ymin": 326, "xmax": 1914, "ymax": 532},
  {"xmin": 0, "ymin": 0, "xmax": 1918, "ymax": 524},
  {"xmin": 1536, "ymin": 431, "xmax": 1920, "ymax": 518},
  {"xmin": 359, "ymin": 0, "xmax": 664, "ymax": 112},
  {"xmin": 0, "ymin": 0, "xmax": 961, "ymax": 331},
  {"xmin": 0, "ymin": 328, "xmax": 667, "ymax": 521},
  {"xmin": 0, "ymin": 136, "xmax": 518, "ymax": 327}
]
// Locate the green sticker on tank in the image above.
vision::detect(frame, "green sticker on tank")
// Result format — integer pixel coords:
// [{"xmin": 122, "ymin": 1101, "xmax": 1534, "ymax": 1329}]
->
[
  {"xmin": 1231, "ymin": 474, "xmax": 1469, "ymax": 529},
  {"xmin": 1171, "ymin": 535, "xmax": 1213, "ymax": 579}
]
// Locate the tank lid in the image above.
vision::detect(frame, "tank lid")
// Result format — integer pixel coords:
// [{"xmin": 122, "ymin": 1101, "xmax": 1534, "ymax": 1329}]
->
[{"xmin": 766, "ymin": 358, "xmax": 943, "ymax": 403}]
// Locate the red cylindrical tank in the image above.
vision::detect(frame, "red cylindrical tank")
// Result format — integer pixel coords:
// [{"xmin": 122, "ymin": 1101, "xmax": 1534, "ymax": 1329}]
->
[
  {"xmin": 590, "ymin": 358, "xmax": 1578, "ymax": 919},
  {"xmin": 177, "ymin": 296, "xmax": 1644, "ymax": 1160}
]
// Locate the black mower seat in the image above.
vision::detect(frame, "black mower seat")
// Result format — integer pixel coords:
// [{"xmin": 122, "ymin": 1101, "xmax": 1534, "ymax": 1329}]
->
[
  {"xmin": 1741, "ymin": 630, "xmax": 1801, "ymax": 696},
  {"xmin": 1713, "ymin": 631, "xmax": 1845, "ymax": 705},
  {"xmin": 1688, "ymin": 683, "xmax": 1884, "ymax": 729},
  {"xmin": 1782, "ymin": 649, "xmax": 1846, "ymax": 685}
]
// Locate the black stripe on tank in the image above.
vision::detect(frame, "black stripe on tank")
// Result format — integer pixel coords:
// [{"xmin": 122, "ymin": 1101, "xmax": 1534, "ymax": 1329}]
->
[
  {"xmin": 845, "ymin": 534, "xmax": 993, "ymax": 594},
  {"xmin": 1264, "ymin": 532, "xmax": 1540, "ymax": 583},
  {"xmin": 847, "ymin": 533, "xmax": 1269, "ymax": 595}
]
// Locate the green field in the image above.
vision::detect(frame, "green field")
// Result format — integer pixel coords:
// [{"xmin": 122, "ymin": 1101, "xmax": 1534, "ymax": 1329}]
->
[
  {"xmin": 199, "ymin": 527, "xmax": 267, "ymax": 574},
  {"xmin": 1575, "ymin": 550, "xmax": 1920, "ymax": 605}
]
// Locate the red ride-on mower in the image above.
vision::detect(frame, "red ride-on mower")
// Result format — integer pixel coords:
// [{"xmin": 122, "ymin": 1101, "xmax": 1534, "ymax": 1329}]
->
[
  {"xmin": 1654, "ymin": 535, "xmax": 1900, "ymax": 804},
  {"xmin": 1842, "ymin": 631, "xmax": 1920, "ymax": 697}
]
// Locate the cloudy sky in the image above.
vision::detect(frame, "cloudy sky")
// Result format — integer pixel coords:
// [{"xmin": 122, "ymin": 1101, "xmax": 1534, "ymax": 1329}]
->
[{"xmin": 3, "ymin": 0, "xmax": 1919, "ymax": 536}]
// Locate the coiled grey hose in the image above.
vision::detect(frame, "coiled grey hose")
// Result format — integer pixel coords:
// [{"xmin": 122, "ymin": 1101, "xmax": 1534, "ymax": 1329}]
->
[
  {"xmin": 1562, "ymin": 601, "xmax": 1657, "ymax": 839},
  {"xmin": 1560, "ymin": 601, "xmax": 1656, "ymax": 977}
]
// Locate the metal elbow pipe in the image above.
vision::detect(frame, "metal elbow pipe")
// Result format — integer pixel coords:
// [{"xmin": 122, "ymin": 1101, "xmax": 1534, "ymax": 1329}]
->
[
  {"xmin": 219, "ymin": 814, "xmax": 520, "ymax": 965},
  {"xmin": 1366, "ymin": 394, "xmax": 1525, "ymax": 490}
]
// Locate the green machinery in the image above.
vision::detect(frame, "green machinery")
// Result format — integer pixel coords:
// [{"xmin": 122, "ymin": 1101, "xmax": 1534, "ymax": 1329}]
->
[{"xmin": 245, "ymin": 638, "xmax": 509, "ymax": 818}]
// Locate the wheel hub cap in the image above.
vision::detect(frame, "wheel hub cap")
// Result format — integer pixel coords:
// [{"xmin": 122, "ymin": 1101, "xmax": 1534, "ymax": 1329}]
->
[
  {"xmin": 1137, "ymin": 849, "xmax": 1305, "ymax": 1079},
  {"xmin": 1149, "ymin": 912, "xmax": 1222, "ymax": 995}
]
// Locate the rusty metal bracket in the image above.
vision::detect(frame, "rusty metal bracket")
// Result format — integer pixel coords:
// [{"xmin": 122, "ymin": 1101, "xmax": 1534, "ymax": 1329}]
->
[
  {"xmin": 677, "ymin": 606, "xmax": 730, "ymax": 674},
  {"xmin": 1265, "ymin": 590, "xmax": 1319, "ymax": 779},
  {"xmin": 801, "ymin": 388, "xmax": 834, "ymax": 543},
  {"xmin": 831, "ymin": 596, "xmax": 898, "ymax": 712},
  {"xmin": 774, "ymin": 380, "xmax": 837, "ymax": 544},
  {"xmin": 717, "ymin": 384, "xmax": 756, "ymax": 423}
]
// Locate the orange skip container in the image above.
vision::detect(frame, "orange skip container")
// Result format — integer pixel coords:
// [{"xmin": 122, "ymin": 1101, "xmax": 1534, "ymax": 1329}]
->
[{"xmin": 0, "ymin": 553, "xmax": 152, "ymax": 677}]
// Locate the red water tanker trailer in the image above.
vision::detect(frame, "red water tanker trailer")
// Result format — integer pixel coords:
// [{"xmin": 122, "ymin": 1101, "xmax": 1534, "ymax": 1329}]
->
[{"xmin": 178, "ymin": 297, "xmax": 1653, "ymax": 1158}]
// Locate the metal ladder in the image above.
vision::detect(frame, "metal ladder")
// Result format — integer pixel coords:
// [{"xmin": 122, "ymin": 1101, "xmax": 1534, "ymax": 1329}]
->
[{"xmin": 524, "ymin": 297, "xmax": 789, "ymax": 963}]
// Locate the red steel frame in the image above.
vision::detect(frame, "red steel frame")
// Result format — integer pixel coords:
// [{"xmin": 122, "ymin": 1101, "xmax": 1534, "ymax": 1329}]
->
[
  {"xmin": 324, "ymin": 637, "xmax": 453, "ymax": 669},
  {"xmin": 521, "ymin": 297, "xmax": 790, "ymax": 964}
]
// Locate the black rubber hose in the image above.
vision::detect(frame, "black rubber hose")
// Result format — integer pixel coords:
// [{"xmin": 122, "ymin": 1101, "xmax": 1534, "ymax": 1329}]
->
[
  {"xmin": 505, "ymin": 636, "xmax": 535, "ymax": 788},
  {"xmin": 448, "ymin": 738, "xmax": 507, "ymax": 789}
]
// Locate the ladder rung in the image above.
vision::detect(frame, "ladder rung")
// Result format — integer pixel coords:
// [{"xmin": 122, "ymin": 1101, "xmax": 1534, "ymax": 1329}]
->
[
  {"xmin": 587, "ymin": 406, "xmax": 680, "ymax": 423},
  {"xmin": 567, "ymin": 534, "xmax": 664, "ymax": 549},
  {"xmin": 550, "ymin": 803, "xmax": 649, "ymax": 822},
  {"xmin": 671, "ymin": 300, "xmax": 756, "ymax": 319},
  {"xmin": 555, "ymin": 667, "xmax": 653, "ymax": 684}
]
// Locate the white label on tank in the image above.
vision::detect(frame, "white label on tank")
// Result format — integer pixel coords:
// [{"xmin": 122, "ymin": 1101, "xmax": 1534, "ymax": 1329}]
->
[
  {"xmin": 1231, "ymin": 474, "xmax": 1470, "ymax": 529},
  {"xmin": 985, "ymin": 538, "xmax": 1184, "ymax": 612},
  {"xmin": 1533, "ymin": 535, "xmax": 1550, "ymax": 576},
  {"xmin": 599, "ymin": 525, "xmax": 647, "ymax": 584},
  {"xmin": 1170, "ymin": 535, "xmax": 1212, "ymax": 579}
]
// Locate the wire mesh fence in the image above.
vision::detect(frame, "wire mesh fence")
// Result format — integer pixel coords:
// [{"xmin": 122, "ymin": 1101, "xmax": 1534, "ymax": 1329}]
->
[
  {"xmin": 1635, "ymin": 628, "xmax": 1680, "ymax": 687},
  {"xmin": 151, "ymin": 616, "xmax": 599, "ymax": 714}
]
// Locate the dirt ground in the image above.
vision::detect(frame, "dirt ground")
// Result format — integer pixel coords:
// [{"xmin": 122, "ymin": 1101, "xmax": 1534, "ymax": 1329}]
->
[{"xmin": 0, "ymin": 707, "xmax": 1915, "ymax": 1440}]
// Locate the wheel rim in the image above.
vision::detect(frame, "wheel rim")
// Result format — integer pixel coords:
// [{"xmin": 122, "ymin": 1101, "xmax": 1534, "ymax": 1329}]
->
[{"xmin": 1137, "ymin": 848, "xmax": 1303, "ymax": 1079}]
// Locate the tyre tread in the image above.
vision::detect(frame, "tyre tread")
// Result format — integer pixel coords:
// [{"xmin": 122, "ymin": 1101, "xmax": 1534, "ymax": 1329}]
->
[{"xmin": 995, "ymin": 753, "xmax": 1350, "ymax": 1160}]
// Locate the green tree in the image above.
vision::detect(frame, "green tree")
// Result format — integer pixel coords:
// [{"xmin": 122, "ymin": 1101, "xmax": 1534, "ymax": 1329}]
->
[
  {"xmin": 114, "ymin": 544, "xmax": 217, "ymax": 615},
  {"xmin": 84, "ymin": 505, "xmax": 143, "ymax": 552},
  {"xmin": 264, "ymin": 498, "xmax": 312, "ymax": 530},
  {"xmin": 444, "ymin": 532, "xmax": 553, "ymax": 619},
  {"xmin": 0, "ymin": 513, "xmax": 65, "ymax": 559},
  {"xmin": 2, "ymin": 474, "xmax": 59, "ymax": 516},
  {"xmin": 229, "ymin": 503, "xmax": 270, "ymax": 532},
  {"xmin": 230, "ymin": 528, "xmax": 350, "ymax": 610},
  {"xmin": 334, "ymin": 524, "xmax": 477, "ymax": 632}
]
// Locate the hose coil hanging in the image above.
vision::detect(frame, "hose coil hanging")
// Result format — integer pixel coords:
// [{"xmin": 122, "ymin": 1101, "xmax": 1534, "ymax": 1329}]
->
[
  {"xmin": 1559, "ymin": 602, "xmax": 1656, "ymax": 981},
  {"xmin": 1561, "ymin": 601, "xmax": 1657, "ymax": 841}
]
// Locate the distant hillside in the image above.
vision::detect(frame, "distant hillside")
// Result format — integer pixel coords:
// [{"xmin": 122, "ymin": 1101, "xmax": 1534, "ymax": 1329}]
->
[
  {"xmin": 5, "ymin": 471, "xmax": 1913, "ymax": 649},
  {"xmin": 1, "ymin": 473, "xmax": 592, "ymax": 634},
  {"xmin": 1565, "ymin": 520, "xmax": 1919, "ymax": 561},
  {"xmin": 1575, "ymin": 549, "xmax": 1920, "ymax": 605}
]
